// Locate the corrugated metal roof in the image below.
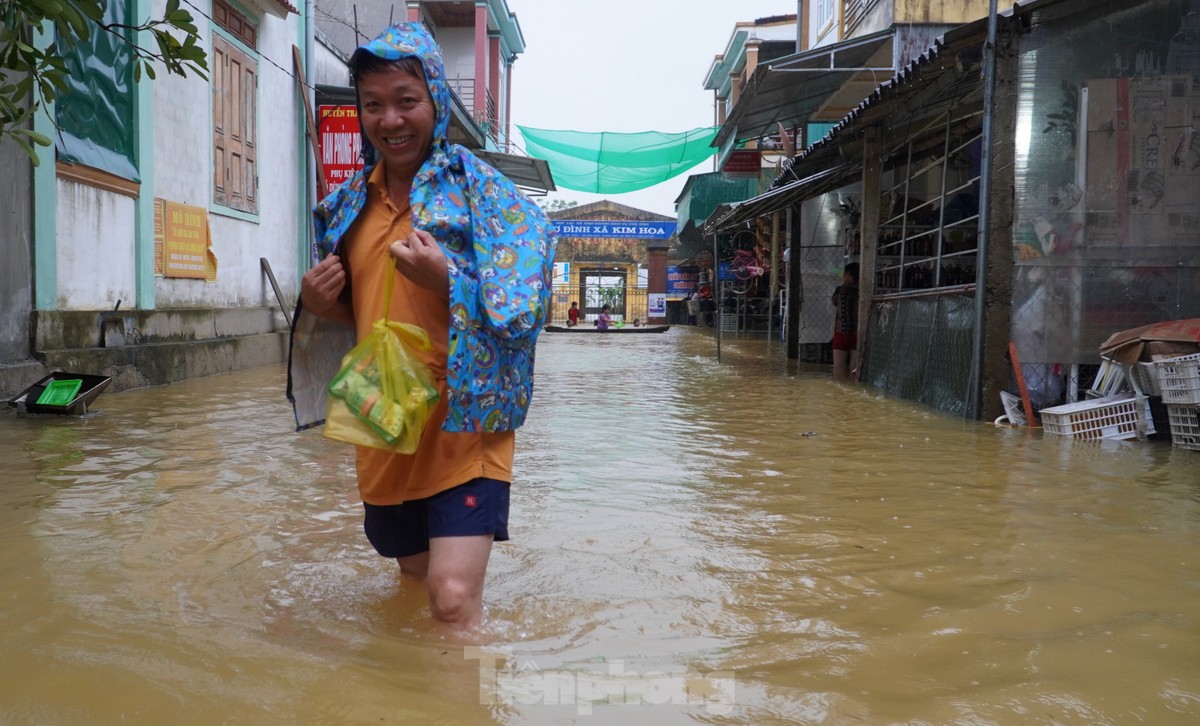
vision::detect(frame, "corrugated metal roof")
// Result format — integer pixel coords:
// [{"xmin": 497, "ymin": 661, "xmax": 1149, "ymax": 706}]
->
[
  {"xmin": 676, "ymin": 172, "xmax": 761, "ymax": 227},
  {"xmin": 712, "ymin": 28, "xmax": 896, "ymax": 150},
  {"xmin": 703, "ymin": 165, "xmax": 851, "ymax": 234}
]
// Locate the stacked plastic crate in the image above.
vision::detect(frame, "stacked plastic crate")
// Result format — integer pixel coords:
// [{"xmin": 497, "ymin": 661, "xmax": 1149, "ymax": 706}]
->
[
  {"xmin": 1038, "ymin": 392, "xmax": 1155, "ymax": 441},
  {"xmin": 1157, "ymin": 353, "xmax": 1200, "ymax": 451},
  {"xmin": 1037, "ymin": 358, "xmax": 1156, "ymax": 441}
]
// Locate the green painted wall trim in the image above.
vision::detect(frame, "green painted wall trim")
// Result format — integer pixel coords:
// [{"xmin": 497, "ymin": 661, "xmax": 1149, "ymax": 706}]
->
[
  {"xmin": 135, "ymin": 0, "xmax": 155, "ymax": 309},
  {"xmin": 33, "ymin": 26, "xmax": 57, "ymax": 310}
]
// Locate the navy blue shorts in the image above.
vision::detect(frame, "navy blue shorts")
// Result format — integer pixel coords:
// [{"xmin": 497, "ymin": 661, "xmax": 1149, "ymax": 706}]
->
[{"xmin": 362, "ymin": 477, "xmax": 510, "ymax": 559}]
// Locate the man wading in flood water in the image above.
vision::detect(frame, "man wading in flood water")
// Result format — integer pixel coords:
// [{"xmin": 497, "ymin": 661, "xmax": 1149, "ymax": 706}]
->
[{"xmin": 290, "ymin": 23, "xmax": 556, "ymax": 640}]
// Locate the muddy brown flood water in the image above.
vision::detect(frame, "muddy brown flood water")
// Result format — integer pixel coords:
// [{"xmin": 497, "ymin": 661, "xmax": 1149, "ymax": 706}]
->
[{"xmin": 1, "ymin": 328, "xmax": 1198, "ymax": 724}]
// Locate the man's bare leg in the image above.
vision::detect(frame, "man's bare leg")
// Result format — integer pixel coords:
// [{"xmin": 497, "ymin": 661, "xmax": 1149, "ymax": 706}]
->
[
  {"xmin": 425, "ymin": 534, "xmax": 494, "ymax": 637},
  {"xmin": 396, "ymin": 552, "xmax": 430, "ymax": 579}
]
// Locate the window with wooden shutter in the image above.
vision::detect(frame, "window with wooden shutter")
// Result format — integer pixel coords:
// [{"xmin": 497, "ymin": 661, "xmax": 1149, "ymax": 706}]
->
[{"xmin": 212, "ymin": 3, "xmax": 258, "ymax": 214}]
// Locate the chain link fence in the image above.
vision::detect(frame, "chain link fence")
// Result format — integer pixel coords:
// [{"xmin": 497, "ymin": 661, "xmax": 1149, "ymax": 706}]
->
[{"xmin": 863, "ymin": 291, "xmax": 977, "ymax": 416}]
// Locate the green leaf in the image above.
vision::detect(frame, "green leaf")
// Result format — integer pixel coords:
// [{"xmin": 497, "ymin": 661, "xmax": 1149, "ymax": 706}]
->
[
  {"xmin": 11, "ymin": 134, "xmax": 42, "ymax": 167},
  {"xmin": 77, "ymin": 0, "xmax": 105, "ymax": 22},
  {"xmin": 58, "ymin": 1, "xmax": 90, "ymax": 41},
  {"xmin": 34, "ymin": 0, "xmax": 65, "ymax": 16},
  {"xmin": 12, "ymin": 127, "xmax": 52, "ymax": 146}
]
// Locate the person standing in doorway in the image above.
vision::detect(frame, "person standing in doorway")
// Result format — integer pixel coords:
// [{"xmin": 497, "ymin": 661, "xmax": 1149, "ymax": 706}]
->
[
  {"xmin": 567, "ymin": 301, "xmax": 580, "ymax": 327},
  {"xmin": 685, "ymin": 290, "xmax": 700, "ymax": 325},
  {"xmin": 831, "ymin": 262, "xmax": 860, "ymax": 376},
  {"xmin": 290, "ymin": 23, "xmax": 556, "ymax": 640}
]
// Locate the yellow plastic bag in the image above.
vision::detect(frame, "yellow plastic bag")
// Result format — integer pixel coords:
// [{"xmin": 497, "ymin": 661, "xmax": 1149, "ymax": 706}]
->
[
  {"xmin": 323, "ymin": 262, "xmax": 440, "ymax": 454},
  {"xmin": 324, "ymin": 319, "xmax": 439, "ymax": 453}
]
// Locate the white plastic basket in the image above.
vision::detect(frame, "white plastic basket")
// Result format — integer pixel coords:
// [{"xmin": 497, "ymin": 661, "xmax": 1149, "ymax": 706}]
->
[
  {"xmin": 1089, "ymin": 358, "xmax": 1127, "ymax": 398},
  {"xmin": 1156, "ymin": 353, "xmax": 1200, "ymax": 405},
  {"xmin": 1166, "ymin": 404, "xmax": 1200, "ymax": 451},
  {"xmin": 1039, "ymin": 392, "xmax": 1155, "ymax": 441},
  {"xmin": 998, "ymin": 391, "xmax": 1027, "ymax": 426},
  {"xmin": 1125, "ymin": 361, "xmax": 1161, "ymax": 397}
]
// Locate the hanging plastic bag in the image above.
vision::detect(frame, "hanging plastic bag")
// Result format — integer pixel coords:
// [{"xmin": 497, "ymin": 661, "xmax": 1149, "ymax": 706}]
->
[{"xmin": 323, "ymin": 262, "xmax": 439, "ymax": 454}]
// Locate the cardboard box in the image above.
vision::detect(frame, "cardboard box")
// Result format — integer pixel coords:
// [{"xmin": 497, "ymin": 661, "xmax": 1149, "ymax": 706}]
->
[{"xmin": 1085, "ymin": 76, "xmax": 1196, "ymax": 247}]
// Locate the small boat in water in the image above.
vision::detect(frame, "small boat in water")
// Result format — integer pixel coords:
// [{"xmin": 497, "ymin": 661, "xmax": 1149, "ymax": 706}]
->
[
  {"xmin": 546, "ymin": 324, "xmax": 670, "ymax": 334},
  {"xmin": 9, "ymin": 371, "xmax": 113, "ymax": 415}
]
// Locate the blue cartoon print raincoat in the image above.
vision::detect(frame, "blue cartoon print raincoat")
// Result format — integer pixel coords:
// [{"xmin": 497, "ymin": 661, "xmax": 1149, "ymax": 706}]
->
[{"xmin": 288, "ymin": 22, "xmax": 557, "ymax": 433}]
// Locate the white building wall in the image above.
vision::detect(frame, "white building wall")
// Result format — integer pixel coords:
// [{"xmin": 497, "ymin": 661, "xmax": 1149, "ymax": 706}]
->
[
  {"xmin": 438, "ymin": 28, "xmax": 477, "ymax": 85},
  {"xmin": 153, "ymin": 33, "xmax": 213, "ymax": 210},
  {"xmin": 147, "ymin": 2, "xmax": 302, "ymax": 307},
  {"xmin": 52, "ymin": 2, "xmax": 303, "ymax": 311},
  {"xmin": 314, "ymin": 35, "xmax": 350, "ymax": 87},
  {"xmin": 810, "ymin": 1, "xmax": 842, "ymax": 49},
  {"xmin": 55, "ymin": 181, "xmax": 138, "ymax": 309}
]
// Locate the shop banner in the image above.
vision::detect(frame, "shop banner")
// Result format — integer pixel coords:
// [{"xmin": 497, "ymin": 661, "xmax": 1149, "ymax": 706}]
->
[
  {"xmin": 553, "ymin": 220, "xmax": 677, "ymax": 239},
  {"xmin": 666, "ymin": 266, "xmax": 701, "ymax": 298},
  {"xmin": 318, "ymin": 105, "xmax": 364, "ymax": 191}
]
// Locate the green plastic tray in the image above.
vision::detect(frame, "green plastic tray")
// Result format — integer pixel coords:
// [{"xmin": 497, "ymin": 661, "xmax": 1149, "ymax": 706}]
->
[{"xmin": 35, "ymin": 378, "xmax": 83, "ymax": 406}]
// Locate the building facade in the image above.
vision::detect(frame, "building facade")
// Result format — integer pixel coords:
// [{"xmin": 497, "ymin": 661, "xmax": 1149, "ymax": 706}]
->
[
  {"xmin": 2, "ymin": 0, "xmax": 308, "ymax": 399},
  {"xmin": 1, "ymin": 0, "xmax": 549, "ymax": 401},
  {"xmin": 702, "ymin": 0, "xmax": 1200, "ymax": 421},
  {"xmin": 548, "ymin": 201, "xmax": 675, "ymax": 327},
  {"xmin": 680, "ymin": 2, "xmax": 1012, "ymax": 348}
]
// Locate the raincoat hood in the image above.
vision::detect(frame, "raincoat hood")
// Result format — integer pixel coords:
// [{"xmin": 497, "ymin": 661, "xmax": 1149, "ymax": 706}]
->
[{"xmin": 350, "ymin": 22, "xmax": 452, "ymax": 171}]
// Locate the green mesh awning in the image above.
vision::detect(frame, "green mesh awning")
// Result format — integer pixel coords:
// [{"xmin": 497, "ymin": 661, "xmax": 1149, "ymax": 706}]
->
[{"xmin": 516, "ymin": 126, "xmax": 719, "ymax": 194}]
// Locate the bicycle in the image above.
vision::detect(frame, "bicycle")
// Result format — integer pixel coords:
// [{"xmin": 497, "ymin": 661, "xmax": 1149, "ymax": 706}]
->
[{"xmin": 725, "ymin": 232, "xmax": 771, "ymax": 295}]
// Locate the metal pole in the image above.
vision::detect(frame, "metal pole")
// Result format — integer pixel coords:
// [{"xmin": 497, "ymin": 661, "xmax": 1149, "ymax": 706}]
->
[
  {"xmin": 786, "ymin": 206, "xmax": 800, "ymax": 359},
  {"xmin": 261, "ymin": 257, "xmax": 293, "ymax": 327},
  {"xmin": 969, "ymin": 0, "xmax": 1000, "ymax": 419},
  {"xmin": 770, "ymin": 211, "xmax": 781, "ymax": 339},
  {"xmin": 713, "ymin": 230, "xmax": 721, "ymax": 363},
  {"xmin": 796, "ymin": 1, "xmax": 804, "ymax": 53}
]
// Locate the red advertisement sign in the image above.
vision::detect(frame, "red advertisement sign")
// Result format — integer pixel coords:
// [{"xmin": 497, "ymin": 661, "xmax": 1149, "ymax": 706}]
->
[
  {"xmin": 318, "ymin": 105, "xmax": 363, "ymax": 191},
  {"xmin": 723, "ymin": 148, "xmax": 762, "ymax": 178}
]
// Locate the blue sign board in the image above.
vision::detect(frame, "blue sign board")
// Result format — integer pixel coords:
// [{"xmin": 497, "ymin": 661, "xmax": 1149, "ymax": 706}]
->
[
  {"xmin": 553, "ymin": 220, "xmax": 677, "ymax": 239},
  {"xmin": 666, "ymin": 266, "xmax": 701, "ymax": 298}
]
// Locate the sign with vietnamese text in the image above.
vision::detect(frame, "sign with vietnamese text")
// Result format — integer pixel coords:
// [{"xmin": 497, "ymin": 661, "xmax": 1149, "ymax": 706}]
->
[
  {"xmin": 154, "ymin": 198, "xmax": 216, "ymax": 280},
  {"xmin": 666, "ymin": 266, "xmax": 701, "ymax": 298},
  {"xmin": 553, "ymin": 220, "xmax": 677, "ymax": 239},
  {"xmin": 318, "ymin": 105, "xmax": 364, "ymax": 192},
  {"xmin": 722, "ymin": 149, "xmax": 762, "ymax": 178}
]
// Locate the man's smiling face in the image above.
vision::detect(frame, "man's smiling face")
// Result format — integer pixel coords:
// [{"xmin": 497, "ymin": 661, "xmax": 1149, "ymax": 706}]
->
[{"xmin": 357, "ymin": 64, "xmax": 435, "ymax": 181}]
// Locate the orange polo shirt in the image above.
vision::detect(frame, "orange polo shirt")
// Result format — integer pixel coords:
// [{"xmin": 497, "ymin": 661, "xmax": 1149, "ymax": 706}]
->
[{"xmin": 345, "ymin": 164, "xmax": 514, "ymax": 505}]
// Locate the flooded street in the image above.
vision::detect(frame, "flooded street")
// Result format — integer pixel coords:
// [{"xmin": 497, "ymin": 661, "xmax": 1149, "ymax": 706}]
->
[{"xmin": 1, "ymin": 327, "xmax": 1198, "ymax": 724}]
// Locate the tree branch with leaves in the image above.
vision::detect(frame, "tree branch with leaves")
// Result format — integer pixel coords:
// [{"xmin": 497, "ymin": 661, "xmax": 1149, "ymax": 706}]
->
[{"xmin": 0, "ymin": 0, "xmax": 207, "ymax": 164}]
